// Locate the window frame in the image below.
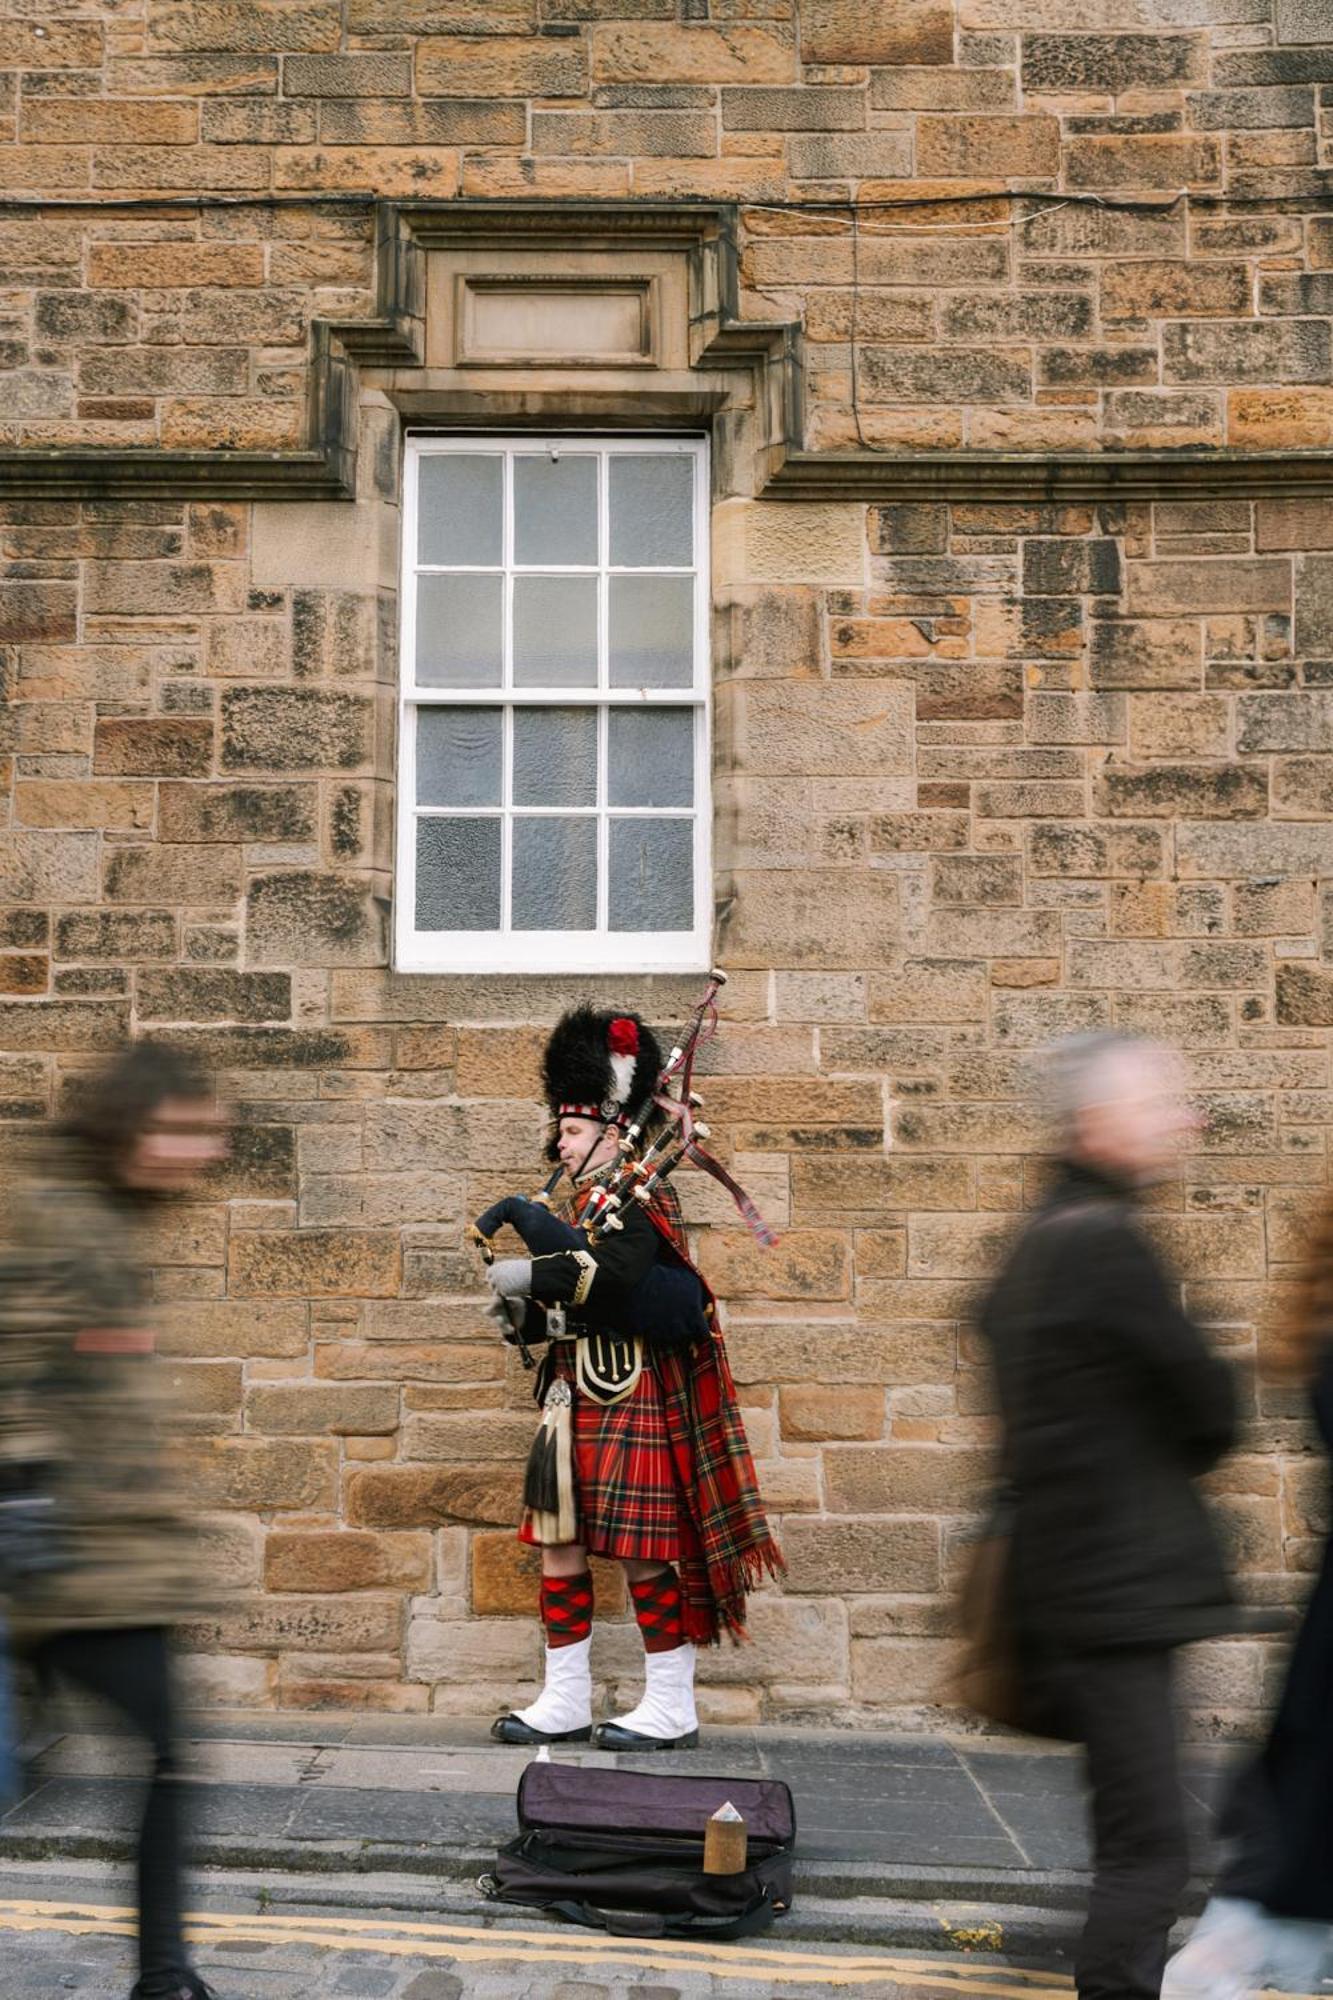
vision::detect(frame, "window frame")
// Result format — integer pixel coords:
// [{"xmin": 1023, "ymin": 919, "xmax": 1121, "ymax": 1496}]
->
[{"xmin": 395, "ymin": 433, "xmax": 712, "ymax": 975}]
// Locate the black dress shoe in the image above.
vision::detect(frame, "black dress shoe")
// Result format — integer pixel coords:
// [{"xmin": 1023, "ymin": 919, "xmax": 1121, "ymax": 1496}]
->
[
  {"xmin": 592, "ymin": 1721, "xmax": 700, "ymax": 1751},
  {"xmin": 130, "ymin": 1977, "xmax": 217, "ymax": 2000},
  {"xmin": 490, "ymin": 1713, "xmax": 592, "ymax": 1745}
]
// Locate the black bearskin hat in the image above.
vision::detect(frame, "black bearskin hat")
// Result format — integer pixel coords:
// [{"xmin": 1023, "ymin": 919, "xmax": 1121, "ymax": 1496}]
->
[{"xmin": 542, "ymin": 1006, "xmax": 662, "ymax": 1131}]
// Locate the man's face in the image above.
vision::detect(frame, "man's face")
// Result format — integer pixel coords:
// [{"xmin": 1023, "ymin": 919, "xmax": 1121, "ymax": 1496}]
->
[
  {"xmin": 556, "ymin": 1115, "xmax": 618, "ymax": 1178},
  {"xmin": 1073, "ymin": 1046, "xmax": 1199, "ymax": 1185}
]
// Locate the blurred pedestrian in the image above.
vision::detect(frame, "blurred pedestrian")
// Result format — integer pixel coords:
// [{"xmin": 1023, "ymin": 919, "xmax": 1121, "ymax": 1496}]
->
[
  {"xmin": 1163, "ymin": 1194, "xmax": 1333, "ymax": 2000},
  {"xmin": 978, "ymin": 1030, "xmax": 1238, "ymax": 2000},
  {"xmin": 0, "ymin": 1040, "xmax": 227, "ymax": 2000}
]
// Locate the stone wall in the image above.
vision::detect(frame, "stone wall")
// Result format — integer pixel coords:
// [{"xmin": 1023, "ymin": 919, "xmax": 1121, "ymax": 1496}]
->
[{"xmin": 1, "ymin": 0, "xmax": 1332, "ymax": 1733}]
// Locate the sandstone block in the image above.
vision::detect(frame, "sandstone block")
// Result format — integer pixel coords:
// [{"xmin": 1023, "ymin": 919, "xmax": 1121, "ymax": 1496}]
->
[
  {"xmin": 103, "ymin": 844, "xmax": 241, "ymax": 906},
  {"xmin": 917, "ymin": 114, "xmax": 1058, "ymax": 178},
  {"xmin": 1277, "ymin": 965, "xmax": 1333, "ymax": 1027},
  {"xmin": 781, "ymin": 1517, "xmax": 941, "ymax": 1594},
  {"xmin": 247, "ymin": 1383, "xmax": 399, "ymax": 1436},
  {"xmin": 825, "ymin": 1445, "xmax": 991, "ymax": 1513},
  {"xmin": 1165, "ymin": 321, "xmax": 1331, "ymax": 385},
  {"xmin": 858, "ymin": 346, "xmax": 1031, "ymax": 405},
  {"xmin": 91, "ymin": 717, "xmax": 211, "ymax": 778},
  {"xmin": 84, "ymin": 560, "xmax": 245, "ymax": 616},
  {"xmin": 221, "ymin": 688, "xmax": 374, "ymax": 773},
  {"xmin": 229, "ymin": 1229, "xmax": 400, "ymax": 1298},
  {"xmin": 905, "ymin": 1211, "xmax": 1019, "ymax": 1275},
  {"xmin": 158, "ymin": 1300, "xmax": 308, "ymax": 1360},
  {"xmin": 1094, "ymin": 763, "xmax": 1266, "ymax": 820},
  {"xmin": 186, "ymin": 1592, "xmax": 401, "ymax": 1654},
  {"xmin": 137, "ymin": 969, "xmax": 290, "ymax": 1023},
  {"xmin": 417, "ymin": 34, "xmax": 587, "ymax": 94},
  {"xmin": 159, "ymin": 783, "xmax": 317, "ymax": 843},
  {"xmin": 146, "ymin": 0, "xmax": 342, "ymax": 53},
  {"xmin": 246, "ymin": 872, "xmax": 384, "ymax": 968},
  {"xmin": 346, "ymin": 1465, "xmax": 520, "ymax": 1529},
  {"xmin": 88, "ymin": 242, "xmax": 265, "ymax": 287},
  {"xmin": 406, "ymin": 1615, "xmax": 537, "ymax": 1684},
  {"xmin": 1065, "ymin": 134, "xmax": 1221, "ymax": 190},
  {"xmin": 703, "ymin": 1230, "xmax": 851, "ymax": 1302},
  {"xmin": 17, "ymin": 781, "xmax": 153, "ymax": 832},
  {"xmin": 1023, "ymin": 32, "xmax": 1205, "ymax": 91},
  {"xmin": 724, "ymin": 681, "xmax": 913, "ymax": 778},
  {"xmin": 283, "ymin": 52, "xmax": 411, "ymax": 93},
  {"xmin": 192, "ymin": 1438, "xmax": 338, "ymax": 1513},
  {"xmin": 1127, "ymin": 561, "xmax": 1289, "ymax": 618},
  {"xmin": 799, "ymin": 0, "xmax": 951, "ymax": 64},
  {"xmin": 779, "ymin": 1385, "xmax": 884, "ymax": 1441},
  {"xmin": 721, "ymin": 870, "xmax": 901, "ymax": 971}
]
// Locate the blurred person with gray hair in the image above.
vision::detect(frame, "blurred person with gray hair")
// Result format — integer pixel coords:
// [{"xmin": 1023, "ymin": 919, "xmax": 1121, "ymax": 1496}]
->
[{"xmin": 978, "ymin": 1031, "xmax": 1239, "ymax": 2000}]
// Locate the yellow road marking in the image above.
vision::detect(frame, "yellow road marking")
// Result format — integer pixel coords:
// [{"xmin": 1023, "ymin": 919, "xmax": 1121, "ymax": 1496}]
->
[
  {"xmin": 6, "ymin": 1896, "xmax": 1311, "ymax": 2000},
  {"xmin": 0, "ymin": 1896, "xmax": 1062, "ymax": 1992}
]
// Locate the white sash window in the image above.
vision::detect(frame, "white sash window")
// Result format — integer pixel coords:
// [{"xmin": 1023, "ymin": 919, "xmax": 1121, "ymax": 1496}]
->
[{"xmin": 396, "ymin": 436, "xmax": 711, "ymax": 973}]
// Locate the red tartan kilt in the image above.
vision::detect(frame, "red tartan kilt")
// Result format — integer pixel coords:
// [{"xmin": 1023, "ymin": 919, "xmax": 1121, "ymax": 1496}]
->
[{"xmin": 518, "ymin": 1353, "xmax": 688, "ymax": 1564}]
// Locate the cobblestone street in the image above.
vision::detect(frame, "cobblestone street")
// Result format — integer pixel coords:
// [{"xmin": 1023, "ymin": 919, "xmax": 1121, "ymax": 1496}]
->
[{"xmin": 0, "ymin": 1868, "xmax": 1064, "ymax": 2000}]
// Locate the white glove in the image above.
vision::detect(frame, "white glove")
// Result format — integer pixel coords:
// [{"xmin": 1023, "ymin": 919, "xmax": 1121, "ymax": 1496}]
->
[
  {"xmin": 484, "ymin": 1292, "xmax": 521, "ymax": 1337},
  {"xmin": 487, "ymin": 1257, "xmax": 533, "ymax": 1301}
]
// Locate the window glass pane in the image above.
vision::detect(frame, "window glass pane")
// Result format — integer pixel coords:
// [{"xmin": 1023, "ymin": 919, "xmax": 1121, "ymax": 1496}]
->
[
  {"xmin": 609, "ymin": 453, "xmax": 693, "ymax": 568},
  {"xmin": 512, "ymin": 817, "xmax": 598, "ymax": 931},
  {"xmin": 609, "ymin": 818, "xmax": 693, "ymax": 932},
  {"xmin": 416, "ymin": 817, "xmax": 501, "ymax": 931},
  {"xmin": 513, "ymin": 707, "xmax": 597, "ymax": 808},
  {"xmin": 608, "ymin": 708, "xmax": 693, "ymax": 809},
  {"xmin": 513, "ymin": 575, "xmax": 597, "ymax": 688},
  {"xmin": 418, "ymin": 453, "xmax": 502, "ymax": 567},
  {"xmin": 416, "ymin": 574, "xmax": 502, "ymax": 688},
  {"xmin": 416, "ymin": 707, "xmax": 501, "ymax": 808},
  {"xmin": 514, "ymin": 454, "xmax": 598, "ymax": 567},
  {"xmin": 609, "ymin": 574, "xmax": 693, "ymax": 688}
]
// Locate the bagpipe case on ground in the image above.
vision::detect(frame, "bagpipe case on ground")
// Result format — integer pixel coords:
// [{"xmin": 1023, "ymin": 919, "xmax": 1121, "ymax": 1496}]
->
[{"xmin": 480, "ymin": 1761, "xmax": 795, "ymax": 1940}]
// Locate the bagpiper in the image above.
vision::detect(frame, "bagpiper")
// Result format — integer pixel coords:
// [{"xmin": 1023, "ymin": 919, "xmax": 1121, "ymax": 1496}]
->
[{"xmin": 477, "ymin": 999, "xmax": 782, "ymax": 1751}]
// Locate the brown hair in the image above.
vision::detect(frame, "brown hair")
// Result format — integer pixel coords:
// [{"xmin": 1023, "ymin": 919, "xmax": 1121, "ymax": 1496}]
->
[{"xmin": 1275, "ymin": 1188, "xmax": 1333, "ymax": 1384}]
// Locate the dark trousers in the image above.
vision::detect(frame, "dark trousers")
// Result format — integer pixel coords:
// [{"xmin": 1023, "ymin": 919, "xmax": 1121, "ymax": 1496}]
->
[
  {"xmin": 36, "ymin": 1627, "xmax": 187, "ymax": 1991},
  {"xmin": 1051, "ymin": 1648, "xmax": 1190, "ymax": 2000}
]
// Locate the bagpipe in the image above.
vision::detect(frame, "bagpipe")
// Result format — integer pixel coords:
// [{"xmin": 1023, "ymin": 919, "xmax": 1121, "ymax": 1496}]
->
[{"xmin": 469, "ymin": 970, "xmax": 778, "ymax": 1358}]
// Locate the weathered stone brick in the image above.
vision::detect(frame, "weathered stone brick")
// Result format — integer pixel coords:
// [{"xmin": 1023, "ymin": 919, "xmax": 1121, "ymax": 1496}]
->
[
  {"xmin": 247, "ymin": 1383, "xmax": 399, "ymax": 1435},
  {"xmin": 1102, "ymin": 261, "xmax": 1251, "ymax": 322},
  {"xmin": 246, "ymin": 873, "xmax": 384, "ymax": 968},
  {"xmin": 781, "ymin": 1518, "xmax": 940, "ymax": 1595},
  {"xmin": 221, "ymin": 688, "xmax": 373, "ymax": 772},
  {"xmin": 137, "ymin": 969, "xmax": 290, "ymax": 1023},
  {"xmin": 917, "ymin": 114, "xmax": 1059, "ymax": 178},
  {"xmin": 1277, "ymin": 965, "xmax": 1333, "ymax": 1028},
  {"xmin": 858, "ymin": 347, "xmax": 1031, "ymax": 405},
  {"xmin": 1164, "ymin": 321, "xmax": 1331, "ymax": 385},
  {"xmin": 1064, "ymin": 135, "xmax": 1221, "ymax": 190},
  {"xmin": 103, "ymin": 844, "xmax": 242, "ymax": 906},
  {"xmin": 1095, "ymin": 763, "xmax": 1267, "ymax": 820},
  {"xmin": 1024, "ymin": 34, "xmax": 1206, "ymax": 92},
  {"xmin": 799, "ymin": 0, "xmax": 951, "ymax": 65},
  {"xmin": 780, "ymin": 1386, "xmax": 885, "ymax": 1442},
  {"xmin": 93, "ymin": 716, "xmax": 213, "ymax": 777},
  {"xmin": 417, "ymin": 34, "xmax": 587, "ymax": 94},
  {"xmin": 191, "ymin": 1438, "xmax": 339, "ymax": 1513},
  {"xmin": 228, "ymin": 1229, "xmax": 401, "ymax": 1298}
]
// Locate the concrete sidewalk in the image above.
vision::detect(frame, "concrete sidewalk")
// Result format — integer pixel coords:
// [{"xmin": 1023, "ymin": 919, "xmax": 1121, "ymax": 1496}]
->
[{"xmin": 0, "ymin": 1709, "xmax": 1244, "ymax": 1966}]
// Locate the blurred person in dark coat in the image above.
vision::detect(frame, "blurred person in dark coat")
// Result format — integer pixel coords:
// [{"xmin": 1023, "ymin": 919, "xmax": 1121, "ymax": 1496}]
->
[
  {"xmin": 1163, "ymin": 1196, "xmax": 1333, "ymax": 1999},
  {"xmin": 0, "ymin": 1041, "xmax": 227, "ymax": 2000},
  {"xmin": 979, "ymin": 1031, "xmax": 1238, "ymax": 2000}
]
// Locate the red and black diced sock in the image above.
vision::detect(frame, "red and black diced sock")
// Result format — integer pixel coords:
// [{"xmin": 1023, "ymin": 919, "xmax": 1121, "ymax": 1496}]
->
[
  {"xmin": 629, "ymin": 1567, "xmax": 685, "ymax": 1653},
  {"xmin": 541, "ymin": 1571, "xmax": 593, "ymax": 1648}
]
